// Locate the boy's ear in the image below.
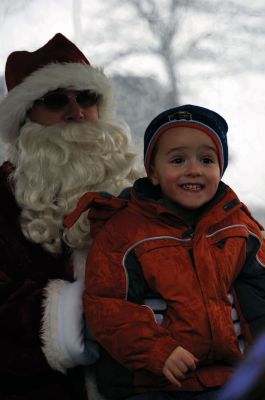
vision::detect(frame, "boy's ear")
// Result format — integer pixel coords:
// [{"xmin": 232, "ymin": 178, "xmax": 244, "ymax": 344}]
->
[{"xmin": 149, "ymin": 167, "xmax": 159, "ymax": 186}]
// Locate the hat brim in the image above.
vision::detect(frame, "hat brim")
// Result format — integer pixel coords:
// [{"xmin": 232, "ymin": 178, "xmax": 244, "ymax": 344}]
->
[{"xmin": 144, "ymin": 120, "xmax": 225, "ymax": 177}]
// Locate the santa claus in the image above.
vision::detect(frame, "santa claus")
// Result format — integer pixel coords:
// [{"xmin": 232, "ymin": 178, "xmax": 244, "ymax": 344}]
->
[{"xmin": 0, "ymin": 33, "xmax": 142, "ymax": 400}]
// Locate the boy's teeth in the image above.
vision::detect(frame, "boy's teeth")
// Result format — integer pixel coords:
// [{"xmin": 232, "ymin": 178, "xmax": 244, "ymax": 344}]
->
[{"xmin": 182, "ymin": 184, "xmax": 201, "ymax": 190}]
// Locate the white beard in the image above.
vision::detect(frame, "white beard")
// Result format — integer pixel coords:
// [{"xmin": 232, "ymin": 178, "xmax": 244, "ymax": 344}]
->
[{"xmin": 10, "ymin": 119, "xmax": 142, "ymax": 254}]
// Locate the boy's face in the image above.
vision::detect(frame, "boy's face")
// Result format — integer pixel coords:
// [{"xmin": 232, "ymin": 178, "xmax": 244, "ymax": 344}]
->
[{"xmin": 149, "ymin": 126, "xmax": 221, "ymax": 210}]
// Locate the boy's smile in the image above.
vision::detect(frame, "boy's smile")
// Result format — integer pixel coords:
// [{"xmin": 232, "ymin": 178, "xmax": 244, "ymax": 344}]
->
[{"xmin": 149, "ymin": 127, "xmax": 221, "ymax": 210}]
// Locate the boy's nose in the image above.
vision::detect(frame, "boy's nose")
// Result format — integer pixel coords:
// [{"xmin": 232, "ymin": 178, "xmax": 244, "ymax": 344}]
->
[{"xmin": 186, "ymin": 160, "xmax": 202, "ymax": 176}]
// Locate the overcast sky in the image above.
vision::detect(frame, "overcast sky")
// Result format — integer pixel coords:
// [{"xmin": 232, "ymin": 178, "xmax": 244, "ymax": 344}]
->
[{"xmin": 0, "ymin": 0, "xmax": 264, "ymax": 212}]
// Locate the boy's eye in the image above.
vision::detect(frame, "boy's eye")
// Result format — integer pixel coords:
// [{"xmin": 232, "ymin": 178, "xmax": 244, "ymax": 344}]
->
[
  {"xmin": 171, "ymin": 157, "xmax": 183, "ymax": 164},
  {"xmin": 202, "ymin": 157, "xmax": 214, "ymax": 164}
]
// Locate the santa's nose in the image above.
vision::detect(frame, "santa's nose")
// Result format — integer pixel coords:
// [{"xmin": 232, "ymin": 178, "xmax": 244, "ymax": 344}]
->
[{"xmin": 63, "ymin": 97, "xmax": 85, "ymax": 122}]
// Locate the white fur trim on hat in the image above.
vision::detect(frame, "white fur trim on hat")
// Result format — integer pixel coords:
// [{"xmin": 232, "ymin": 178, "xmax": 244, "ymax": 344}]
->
[{"xmin": 0, "ymin": 62, "xmax": 114, "ymax": 145}]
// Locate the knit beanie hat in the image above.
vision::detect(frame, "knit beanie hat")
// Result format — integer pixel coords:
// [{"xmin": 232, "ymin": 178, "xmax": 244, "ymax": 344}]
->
[
  {"xmin": 144, "ymin": 104, "xmax": 228, "ymax": 177},
  {"xmin": 0, "ymin": 33, "xmax": 114, "ymax": 145}
]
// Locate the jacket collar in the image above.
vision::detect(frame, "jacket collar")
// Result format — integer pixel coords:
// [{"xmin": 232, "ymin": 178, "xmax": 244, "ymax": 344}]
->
[{"xmin": 131, "ymin": 178, "xmax": 242, "ymax": 228}]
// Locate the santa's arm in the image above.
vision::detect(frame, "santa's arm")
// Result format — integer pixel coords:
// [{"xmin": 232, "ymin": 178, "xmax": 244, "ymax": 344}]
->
[{"xmin": 41, "ymin": 279, "xmax": 100, "ymax": 373}]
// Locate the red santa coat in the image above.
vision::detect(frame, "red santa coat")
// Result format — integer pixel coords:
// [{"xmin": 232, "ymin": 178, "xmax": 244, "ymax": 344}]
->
[{"xmin": 0, "ymin": 162, "xmax": 88, "ymax": 400}]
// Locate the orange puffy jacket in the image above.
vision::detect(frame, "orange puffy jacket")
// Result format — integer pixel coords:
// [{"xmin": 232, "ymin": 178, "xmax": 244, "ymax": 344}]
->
[{"xmin": 66, "ymin": 179, "xmax": 265, "ymax": 399}]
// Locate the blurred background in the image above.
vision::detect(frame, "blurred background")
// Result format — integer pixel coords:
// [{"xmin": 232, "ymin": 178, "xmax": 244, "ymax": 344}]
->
[{"xmin": 0, "ymin": 0, "xmax": 264, "ymax": 223}]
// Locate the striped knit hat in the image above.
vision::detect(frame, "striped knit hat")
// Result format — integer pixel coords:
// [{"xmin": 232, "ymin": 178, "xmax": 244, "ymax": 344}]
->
[{"xmin": 144, "ymin": 104, "xmax": 228, "ymax": 177}]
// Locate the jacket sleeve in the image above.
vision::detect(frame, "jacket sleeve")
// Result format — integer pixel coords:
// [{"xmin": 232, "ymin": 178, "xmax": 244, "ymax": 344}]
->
[
  {"xmin": 234, "ymin": 230, "xmax": 265, "ymax": 338},
  {"xmin": 83, "ymin": 232, "xmax": 178, "ymax": 376},
  {"xmin": 41, "ymin": 279, "xmax": 100, "ymax": 373},
  {"xmin": 0, "ymin": 270, "xmax": 54, "ymax": 378},
  {"xmin": 0, "ymin": 211, "xmax": 70, "ymax": 378}
]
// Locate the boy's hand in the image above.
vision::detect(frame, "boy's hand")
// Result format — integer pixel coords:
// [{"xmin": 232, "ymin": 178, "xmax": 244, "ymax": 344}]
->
[{"xmin": 162, "ymin": 346, "xmax": 198, "ymax": 387}]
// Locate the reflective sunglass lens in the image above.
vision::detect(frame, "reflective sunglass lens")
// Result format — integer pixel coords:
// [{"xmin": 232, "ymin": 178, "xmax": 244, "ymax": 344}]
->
[
  {"xmin": 43, "ymin": 93, "xmax": 69, "ymax": 110},
  {"xmin": 36, "ymin": 90, "xmax": 100, "ymax": 111},
  {"xmin": 76, "ymin": 91, "xmax": 100, "ymax": 107}
]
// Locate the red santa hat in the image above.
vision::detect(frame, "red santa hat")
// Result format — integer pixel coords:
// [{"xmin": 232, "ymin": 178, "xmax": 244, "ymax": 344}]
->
[{"xmin": 0, "ymin": 33, "xmax": 114, "ymax": 145}]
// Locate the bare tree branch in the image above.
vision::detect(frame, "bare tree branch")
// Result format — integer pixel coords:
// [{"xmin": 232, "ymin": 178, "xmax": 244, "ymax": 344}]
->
[{"xmin": 75, "ymin": 0, "xmax": 265, "ymax": 103}]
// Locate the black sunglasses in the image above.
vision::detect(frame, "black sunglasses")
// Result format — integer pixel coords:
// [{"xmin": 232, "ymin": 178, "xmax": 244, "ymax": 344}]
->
[{"xmin": 35, "ymin": 90, "xmax": 101, "ymax": 111}]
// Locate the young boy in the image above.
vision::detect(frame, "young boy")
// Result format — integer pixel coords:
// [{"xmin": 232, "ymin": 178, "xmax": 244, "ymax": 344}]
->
[{"xmin": 65, "ymin": 105, "xmax": 265, "ymax": 399}]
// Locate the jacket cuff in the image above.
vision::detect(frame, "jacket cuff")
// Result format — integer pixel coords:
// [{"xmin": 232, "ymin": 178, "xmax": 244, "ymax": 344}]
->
[
  {"xmin": 41, "ymin": 279, "xmax": 92, "ymax": 373},
  {"xmin": 147, "ymin": 337, "xmax": 178, "ymax": 375}
]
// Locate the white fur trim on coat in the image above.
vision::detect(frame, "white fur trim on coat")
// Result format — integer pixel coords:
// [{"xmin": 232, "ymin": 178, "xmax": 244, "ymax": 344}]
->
[
  {"xmin": 0, "ymin": 62, "xmax": 114, "ymax": 145},
  {"xmin": 41, "ymin": 279, "xmax": 89, "ymax": 373}
]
